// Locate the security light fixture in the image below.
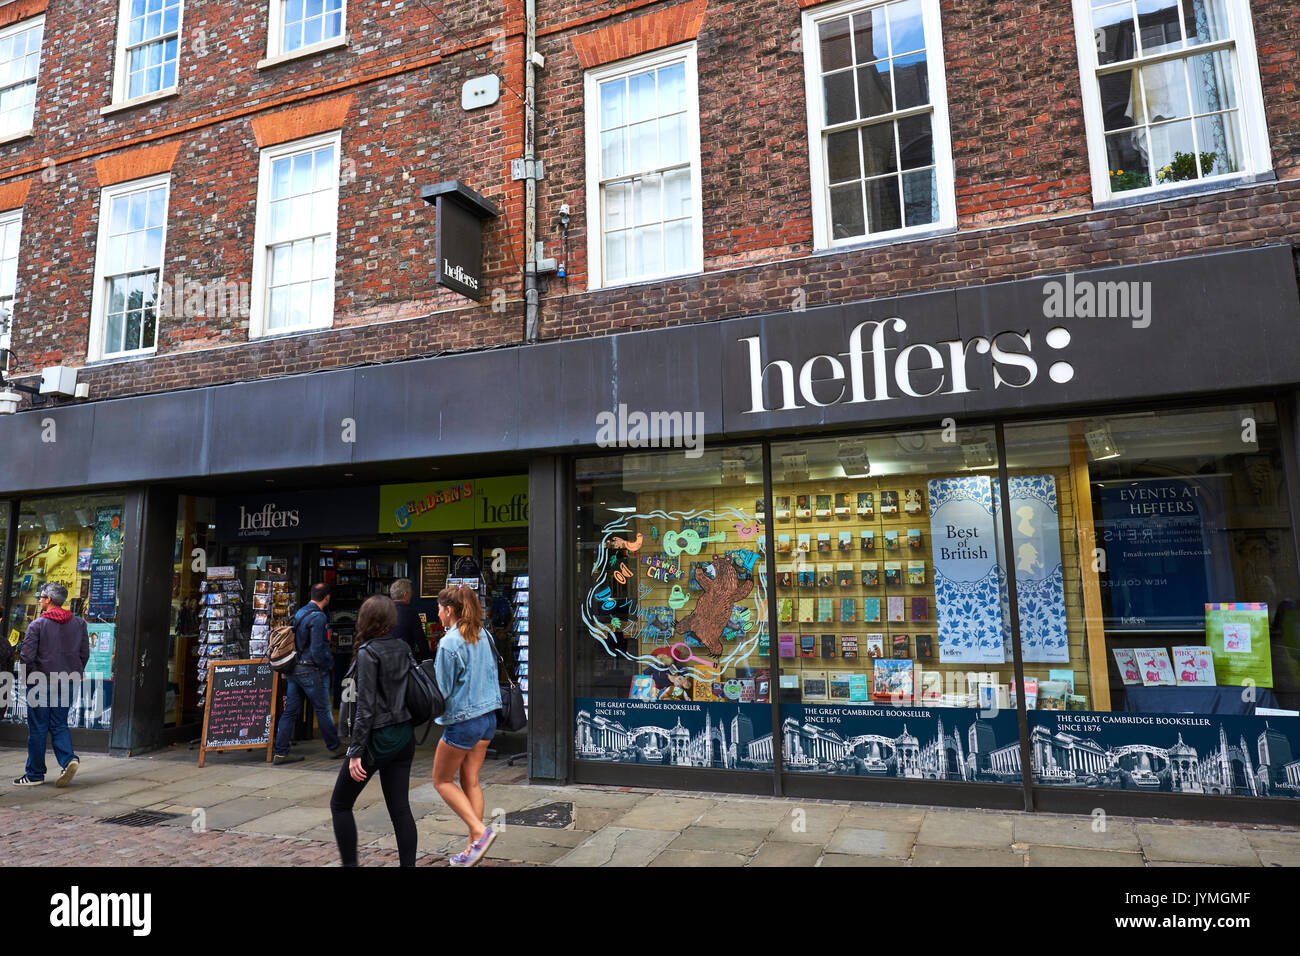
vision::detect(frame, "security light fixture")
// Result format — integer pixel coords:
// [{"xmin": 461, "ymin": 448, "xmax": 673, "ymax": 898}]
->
[
  {"xmin": 837, "ymin": 442, "xmax": 871, "ymax": 478},
  {"xmin": 1084, "ymin": 421, "xmax": 1122, "ymax": 461}
]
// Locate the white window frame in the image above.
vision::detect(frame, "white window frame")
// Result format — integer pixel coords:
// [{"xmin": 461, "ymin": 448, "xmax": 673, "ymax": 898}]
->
[
  {"xmin": 0, "ymin": 208, "xmax": 21, "ymax": 350},
  {"xmin": 582, "ymin": 42, "xmax": 705, "ymax": 291},
  {"xmin": 0, "ymin": 15, "xmax": 44, "ymax": 141},
  {"xmin": 802, "ymin": 0, "xmax": 956, "ymax": 250},
  {"xmin": 265, "ymin": 0, "xmax": 347, "ymax": 62},
  {"xmin": 248, "ymin": 131, "xmax": 340, "ymax": 340},
  {"xmin": 1071, "ymin": 0, "xmax": 1272, "ymax": 204},
  {"xmin": 88, "ymin": 174, "xmax": 171, "ymax": 363},
  {"xmin": 110, "ymin": 0, "xmax": 184, "ymax": 107}
]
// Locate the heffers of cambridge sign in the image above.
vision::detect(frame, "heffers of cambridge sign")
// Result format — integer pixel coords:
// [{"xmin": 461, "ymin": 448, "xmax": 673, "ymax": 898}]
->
[{"xmin": 739, "ymin": 318, "xmax": 1073, "ymax": 414}]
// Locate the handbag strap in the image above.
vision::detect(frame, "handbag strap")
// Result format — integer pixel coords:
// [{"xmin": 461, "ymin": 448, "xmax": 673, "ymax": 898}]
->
[{"xmin": 481, "ymin": 627, "xmax": 519, "ymax": 689}]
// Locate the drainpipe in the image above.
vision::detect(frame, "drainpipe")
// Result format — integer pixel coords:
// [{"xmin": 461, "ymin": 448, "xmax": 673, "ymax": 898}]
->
[{"xmin": 523, "ymin": 0, "xmax": 539, "ymax": 343}]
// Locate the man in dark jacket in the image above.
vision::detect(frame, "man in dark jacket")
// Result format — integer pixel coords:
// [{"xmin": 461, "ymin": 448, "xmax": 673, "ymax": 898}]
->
[
  {"xmin": 14, "ymin": 583, "xmax": 89, "ymax": 787},
  {"xmin": 389, "ymin": 578, "xmax": 431, "ymax": 661},
  {"xmin": 272, "ymin": 583, "xmax": 344, "ymax": 764}
]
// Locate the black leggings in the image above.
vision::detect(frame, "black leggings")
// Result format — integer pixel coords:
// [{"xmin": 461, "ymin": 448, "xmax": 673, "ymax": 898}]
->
[{"xmin": 330, "ymin": 736, "xmax": 417, "ymax": 867}]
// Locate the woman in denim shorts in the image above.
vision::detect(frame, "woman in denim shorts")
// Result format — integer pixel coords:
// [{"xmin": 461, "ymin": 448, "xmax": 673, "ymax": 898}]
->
[{"xmin": 432, "ymin": 584, "xmax": 503, "ymax": 866}]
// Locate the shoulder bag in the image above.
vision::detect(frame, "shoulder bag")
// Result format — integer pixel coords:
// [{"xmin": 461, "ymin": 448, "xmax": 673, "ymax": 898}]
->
[{"xmin": 485, "ymin": 629, "xmax": 528, "ymax": 732}]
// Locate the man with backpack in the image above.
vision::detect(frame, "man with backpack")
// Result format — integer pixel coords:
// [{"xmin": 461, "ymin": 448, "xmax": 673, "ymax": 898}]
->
[{"xmin": 272, "ymin": 583, "xmax": 344, "ymax": 765}]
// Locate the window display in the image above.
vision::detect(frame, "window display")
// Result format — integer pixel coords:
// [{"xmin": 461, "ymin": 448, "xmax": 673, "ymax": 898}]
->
[
  {"xmin": 571, "ymin": 403, "xmax": 1300, "ymax": 799},
  {"xmin": 576, "ymin": 447, "xmax": 774, "ymax": 770},
  {"xmin": 771, "ymin": 429, "xmax": 1026, "ymax": 780},
  {"xmin": 3, "ymin": 493, "xmax": 126, "ymax": 729},
  {"xmin": 1005, "ymin": 404, "xmax": 1300, "ymax": 799}
]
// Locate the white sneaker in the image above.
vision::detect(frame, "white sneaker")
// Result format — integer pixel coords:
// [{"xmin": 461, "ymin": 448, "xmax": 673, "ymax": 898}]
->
[{"xmin": 56, "ymin": 759, "xmax": 79, "ymax": 788}]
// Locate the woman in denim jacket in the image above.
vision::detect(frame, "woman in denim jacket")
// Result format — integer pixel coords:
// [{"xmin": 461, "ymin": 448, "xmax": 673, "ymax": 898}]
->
[{"xmin": 433, "ymin": 584, "xmax": 503, "ymax": 866}]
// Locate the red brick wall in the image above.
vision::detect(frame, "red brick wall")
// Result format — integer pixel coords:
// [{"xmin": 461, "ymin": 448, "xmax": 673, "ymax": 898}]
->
[{"xmin": 3, "ymin": 0, "xmax": 1298, "ymax": 401}]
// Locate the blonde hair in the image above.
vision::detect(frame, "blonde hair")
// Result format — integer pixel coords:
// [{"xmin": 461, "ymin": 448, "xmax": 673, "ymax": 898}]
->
[{"xmin": 437, "ymin": 585, "xmax": 484, "ymax": 644}]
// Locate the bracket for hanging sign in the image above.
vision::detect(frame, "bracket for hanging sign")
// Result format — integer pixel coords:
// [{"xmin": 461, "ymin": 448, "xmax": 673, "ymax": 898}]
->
[
  {"xmin": 420, "ymin": 180, "xmax": 501, "ymax": 301},
  {"xmin": 510, "ymin": 159, "xmax": 544, "ymax": 182}
]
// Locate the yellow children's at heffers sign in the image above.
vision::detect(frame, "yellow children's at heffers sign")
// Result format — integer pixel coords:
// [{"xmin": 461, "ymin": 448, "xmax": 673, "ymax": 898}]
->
[{"xmin": 1204, "ymin": 603, "xmax": 1273, "ymax": 688}]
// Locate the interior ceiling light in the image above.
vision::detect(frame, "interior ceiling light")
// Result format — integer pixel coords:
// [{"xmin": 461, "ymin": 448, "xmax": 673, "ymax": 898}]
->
[
  {"xmin": 1084, "ymin": 421, "xmax": 1122, "ymax": 461},
  {"xmin": 837, "ymin": 442, "xmax": 871, "ymax": 478},
  {"xmin": 961, "ymin": 439, "xmax": 997, "ymax": 470},
  {"xmin": 781, "ymin": 451, "xmax": 809, "ymax": 482}
]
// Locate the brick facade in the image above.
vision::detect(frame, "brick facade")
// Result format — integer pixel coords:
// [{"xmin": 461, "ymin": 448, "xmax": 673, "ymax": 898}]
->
[{"xmin": 2, "ymin": 0, "xmax": 1297, "ymax": 401}]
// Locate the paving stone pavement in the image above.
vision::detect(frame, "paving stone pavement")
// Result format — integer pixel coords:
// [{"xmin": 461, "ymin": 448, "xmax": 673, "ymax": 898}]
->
[{"xmin": 2, "ymin": 746, "xmax": 1298, "ymax": 867}]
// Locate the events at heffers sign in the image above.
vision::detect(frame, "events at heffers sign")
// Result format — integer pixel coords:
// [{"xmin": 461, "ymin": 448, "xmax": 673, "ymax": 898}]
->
[
  {"xmin": 782, "ymin": 704, "xmax": 1021, "ymax": 779},
  {"xmin": 1029, "ymin": 711, "xmax": 1300, "ymax": 799},
  {"xmin": 575, "ymin": 699, "xmax": 774, "ymax": 770}
]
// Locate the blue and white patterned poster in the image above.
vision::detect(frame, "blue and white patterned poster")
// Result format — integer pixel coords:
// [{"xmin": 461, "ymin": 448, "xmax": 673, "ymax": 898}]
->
[
  {"xmin": 1004, "ymin": 475, "xmax": 1069, "ymax": 663},
  {"xmin": 928, "ymin": 477, "xmax": 1005, "ymax": 663}
]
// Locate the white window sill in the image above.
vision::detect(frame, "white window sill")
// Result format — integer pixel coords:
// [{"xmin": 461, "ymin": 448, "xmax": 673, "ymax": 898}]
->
[
  {"xmin": 100, "ymin": 89, "xmax": 180, "ymax": 117},
  {"xmin": 813, "ymin": 222, "xmax": 957, "ymax": 256},
  {"xmin": 0, "ymin": 129, "xmax": 33, "ymax": 146},
  {"xmin": 588, "ymin": 266, "xmax": 704, "ymax": 293},
  {"xmin": 1094, "ymin": 170, "xmax": 1277, "ymax": 211},
  {"xmin": 257, "ymin": 35, "xmax": 349, "ymax": 70},
  {"xmin": 249, "ymin": 322, "xmax": 335, "ymax": 341},
  {"xmin": 85, "ymin": 348, "xmax": 159, "ymax": 367}
]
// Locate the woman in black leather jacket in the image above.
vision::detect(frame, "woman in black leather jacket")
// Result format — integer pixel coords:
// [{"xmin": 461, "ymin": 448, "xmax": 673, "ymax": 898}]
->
[{"xmin": 330, "ymin": 595, "xmax": 417, "ymax": 867}]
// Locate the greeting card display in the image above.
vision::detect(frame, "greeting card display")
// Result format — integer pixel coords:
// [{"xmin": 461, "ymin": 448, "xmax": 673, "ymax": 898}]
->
[
  {"xmin": 1172, "ymin": 645, "xmax": 1216, "ymax": 686},
  {"xmin": 1134, "ymin": 647, "xmax": 1176, "ymax": 686},
  {"xmin": 1112, "ymin": 648, "xmax": 1142, "ymax": 685}
]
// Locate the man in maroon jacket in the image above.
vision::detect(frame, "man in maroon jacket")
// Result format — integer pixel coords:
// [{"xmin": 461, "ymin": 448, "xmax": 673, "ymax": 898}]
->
[{"xmin": 14, "ymin": 582, "xmax": 89, "ymax": 787}]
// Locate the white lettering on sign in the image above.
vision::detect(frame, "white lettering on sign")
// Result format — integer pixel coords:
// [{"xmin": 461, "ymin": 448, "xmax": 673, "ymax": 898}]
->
[
  {"xmin": 443, "ymin": 259, "xmax": 480, "ymax": 291},
  {"xmin": 238, "ymin": 504, "xmax": 301, "ymax": 535},
  {"xmin": 740, "ymin": 318, "xmax": 1067, "ymax": 414}
]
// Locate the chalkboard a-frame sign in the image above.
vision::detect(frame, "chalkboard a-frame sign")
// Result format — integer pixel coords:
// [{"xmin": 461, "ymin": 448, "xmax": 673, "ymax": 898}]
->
[
  {"xmin": 421, "ymin": 180, "xmax": 501, "ymax": 301},
  {"xmin": 198, "ymin": 659, "xmax": 281, "ymax": 767}
]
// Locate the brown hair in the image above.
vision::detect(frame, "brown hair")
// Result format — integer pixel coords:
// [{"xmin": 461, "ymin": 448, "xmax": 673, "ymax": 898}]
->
[
  {"xmin": 437, "ymin": 585, "xmax": 484, "ymax": 644},
  {"xmin": 354, "ymin": 595, "xmax": 398, "ymax": 658}
]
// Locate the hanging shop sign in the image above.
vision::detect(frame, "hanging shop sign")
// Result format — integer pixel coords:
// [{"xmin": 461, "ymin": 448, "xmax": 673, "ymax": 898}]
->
[
  {"xmin": 216, "ymin": 487, "xmax": 379, "ymax": 541},
  {"xmin": 421, "ymin": 180, "xmax": 501, "ymax": 301},
  {"xmin": 378, "ymin": 475, "xmax": 528, "ymax": 533}
]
